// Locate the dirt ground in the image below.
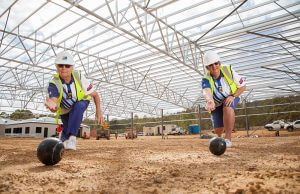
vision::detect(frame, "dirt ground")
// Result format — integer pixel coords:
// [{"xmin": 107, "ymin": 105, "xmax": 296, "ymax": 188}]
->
[{"xmin": 0, "ymin": 129, "xmax": 299, "ymax": 193}]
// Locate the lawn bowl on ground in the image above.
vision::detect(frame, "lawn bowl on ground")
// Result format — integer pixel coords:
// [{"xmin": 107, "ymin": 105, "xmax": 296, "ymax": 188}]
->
[
  {"xmin": 209, "ymin": 137, "xmax": 226, "ymax": 156},
  {"xmin": 37, "ymin": 137, "xmax": 64, "ymax": 165}
]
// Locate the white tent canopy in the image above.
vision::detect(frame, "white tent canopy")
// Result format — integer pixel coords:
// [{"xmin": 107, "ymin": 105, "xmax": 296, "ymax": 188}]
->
[{"xmin": 0, "ymin": 0, "xmax": 299, "ymax": 118}]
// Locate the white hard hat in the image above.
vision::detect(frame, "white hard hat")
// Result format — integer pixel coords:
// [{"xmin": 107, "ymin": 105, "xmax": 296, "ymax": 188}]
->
[
  {"xmin": 55, "ymin": 51, "xmax": 74, "ymax": 65},
  {"xmin": 203, "ymin": 51, "xmax": 220, "ymax": 66}
]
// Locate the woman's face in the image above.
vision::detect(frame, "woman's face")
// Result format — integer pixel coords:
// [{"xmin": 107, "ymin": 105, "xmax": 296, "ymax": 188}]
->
[
  {"xmin": 207, "ymin": 61, "xmax": 220, "ymax": 77},
  {"xmin": 56, "ymin": 64, "xmax": 73, "ymax": 80}
]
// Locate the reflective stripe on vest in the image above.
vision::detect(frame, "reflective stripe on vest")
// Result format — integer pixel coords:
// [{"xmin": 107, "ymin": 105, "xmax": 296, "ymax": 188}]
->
[
  {"xmin": 50, "ymin": 70, "xmax": 91, "ymax": 124},
  {"xmin": 203, "ymin": 65, "xmax": 238, "ymax": 94}
]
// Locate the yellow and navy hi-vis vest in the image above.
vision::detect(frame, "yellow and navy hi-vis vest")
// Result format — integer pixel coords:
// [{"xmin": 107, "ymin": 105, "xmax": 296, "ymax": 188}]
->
[
  {"xmin": 50, "ymin": 70, "xmax": 91, "ymax": 124},
  {"xmin": 203, "ymin": 65, "xmax": 238, "ymax": 95}
]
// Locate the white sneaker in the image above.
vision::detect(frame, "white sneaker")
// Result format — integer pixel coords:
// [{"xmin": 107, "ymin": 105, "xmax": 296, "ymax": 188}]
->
[
  {"xmin": 63, "ymin": 140, "xmax": 69, "ymax": 148},
  {"xmin": 225, "ymin": 139, "xmax": 232, "ymax": 148},
  {"xmin": 65, "ymin": 136, "xmax": 76, "ymax": 150}
]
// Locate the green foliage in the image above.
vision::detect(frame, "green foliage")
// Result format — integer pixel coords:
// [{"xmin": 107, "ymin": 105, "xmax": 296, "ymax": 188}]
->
[
  {"xmin": 10, "ymin": 109, "xmax": 34, "ymax": 120},
  {"xmin": 0, "ymin": 112, "xmax": 9, "ymax": 118},
  {"xmin": 240, "ymin": 95, "xmax": 300, "ymax": 128},
  {"xmin": 82, "ymin": 118, "xmax": 95, "ymax": 125}
]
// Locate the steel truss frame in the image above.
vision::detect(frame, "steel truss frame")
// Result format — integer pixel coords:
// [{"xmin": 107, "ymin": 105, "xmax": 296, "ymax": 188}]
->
[{"xmin": 0, "ymin": 0, "xmax": 299, "ymax": 119}]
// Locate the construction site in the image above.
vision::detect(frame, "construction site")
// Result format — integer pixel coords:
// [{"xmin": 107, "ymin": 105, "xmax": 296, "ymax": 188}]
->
[{"xmin": 0, "ymin": 0, "xmax": 299, "ymax": 193}]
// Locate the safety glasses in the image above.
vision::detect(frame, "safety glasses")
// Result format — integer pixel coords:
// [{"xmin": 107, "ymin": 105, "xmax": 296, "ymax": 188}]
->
[
  {"xmin": 208, "ymin": 62, "xmax": 220, "ymax": 68},
  {"xmin": 57, "ymin": 64, "xmax": 72, "ymax": 68}
]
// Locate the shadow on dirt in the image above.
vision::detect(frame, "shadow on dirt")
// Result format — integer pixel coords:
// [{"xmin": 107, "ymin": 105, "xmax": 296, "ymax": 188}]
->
[{"xmin": 28, "ymin": 164, "xmax": 61, "ymax": 173}]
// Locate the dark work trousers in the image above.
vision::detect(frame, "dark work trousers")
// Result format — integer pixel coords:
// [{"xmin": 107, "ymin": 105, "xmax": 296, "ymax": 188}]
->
[{"xmin": 60, "ymin": 100, "xmax": 90, "ymax": 142}]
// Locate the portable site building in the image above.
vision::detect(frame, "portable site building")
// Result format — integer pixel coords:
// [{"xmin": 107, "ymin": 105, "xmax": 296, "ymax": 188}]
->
[
  {"xmin": 143, "ymin": 124, "xmax": 177, "ymax": 136},
  {"xmin": 0, "ymin": 117, "xmax": 90, "ymax": 138}
]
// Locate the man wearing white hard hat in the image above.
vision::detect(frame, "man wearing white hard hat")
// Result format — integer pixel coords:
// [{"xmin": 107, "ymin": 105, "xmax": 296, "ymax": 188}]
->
[
  {"xmin": 202, "ymin": 51, "xmax": 246, "ymax": 148},
  {"xmin": 45, "ymin": 51, "xmax": 104, "ymax": 150}
]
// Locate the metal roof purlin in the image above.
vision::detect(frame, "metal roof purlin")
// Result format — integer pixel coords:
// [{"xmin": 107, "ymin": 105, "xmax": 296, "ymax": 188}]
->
[
  {"xmin": 247, "ymin": 31, "xmax": 300, "ymax": 45},
  {"xmin": 261, "ymin": 66, "xmax": 300, "ymax": 76}
]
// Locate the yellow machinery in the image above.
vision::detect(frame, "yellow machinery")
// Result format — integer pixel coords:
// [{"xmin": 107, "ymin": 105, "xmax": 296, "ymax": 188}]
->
[{"xmin": 96, "ymin": 122, "xmax": 110, "ymax": 140}]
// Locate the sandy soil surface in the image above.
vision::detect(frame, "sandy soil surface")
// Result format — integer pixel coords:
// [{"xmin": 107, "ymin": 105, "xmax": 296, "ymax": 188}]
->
[{"xmin": 0, "ymin": 130, "xmax": 299, "ymax": 193}]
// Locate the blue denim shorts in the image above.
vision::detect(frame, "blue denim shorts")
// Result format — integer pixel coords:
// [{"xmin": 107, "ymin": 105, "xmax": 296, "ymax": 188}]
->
[{"xmin": 211, "ymin": 97, "xmax": 240, "ymax": 128}]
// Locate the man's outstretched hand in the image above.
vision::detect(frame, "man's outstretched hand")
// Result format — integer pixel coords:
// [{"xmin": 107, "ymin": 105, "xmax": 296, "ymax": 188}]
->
[
  {"xmin": 45, "ymin": 97, "xmax": 57, "ymax": 112},
  {"xmin": 96, "ymin": 112, "xmax": 104, "ymax": 125},
  {"xmin": 206, "ymin": 100, "xmax": 215, "ymax": 112}
]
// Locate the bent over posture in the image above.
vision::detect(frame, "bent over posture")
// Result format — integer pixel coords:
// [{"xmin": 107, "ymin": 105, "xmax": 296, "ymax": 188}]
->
[
  {"xmin": 45, "ymin": 51, "xmax": 104, "ymax": 150},
  {"xmin": 202, "ymin": 51, "xmax": 246, "ymax": 147}
]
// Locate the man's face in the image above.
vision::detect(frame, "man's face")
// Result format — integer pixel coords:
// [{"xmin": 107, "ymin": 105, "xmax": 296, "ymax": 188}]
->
[
  {"xmin": 56, "ymin": 64, "xmax": 73, "ymax": 79},
  {"xmin": 207, "ymin": 61, "xmax": 220, "ymax": 75}
]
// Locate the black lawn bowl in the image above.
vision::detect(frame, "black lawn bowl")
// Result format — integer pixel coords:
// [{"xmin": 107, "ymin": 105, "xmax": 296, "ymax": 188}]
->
[
  {"xmin": 209, "ymin": 137, "xmax": 227, "ymax": 156},
  {"xmin": 37, "ymin": 137, "xmax": 64, "ymax": 165}
]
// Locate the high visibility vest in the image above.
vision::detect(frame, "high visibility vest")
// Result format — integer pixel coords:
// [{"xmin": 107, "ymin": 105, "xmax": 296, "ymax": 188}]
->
[
  {"xmin": 50, "ymin": 70, "xmax": 91, "ymax": 124},
  {"xmin": 203, "ymin": 65, "xmax": 238, "ymax": 95}
]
